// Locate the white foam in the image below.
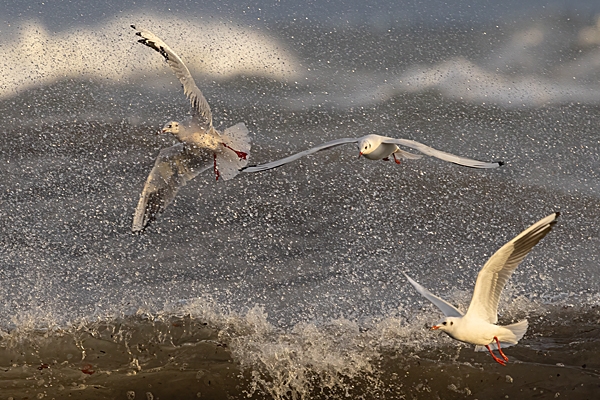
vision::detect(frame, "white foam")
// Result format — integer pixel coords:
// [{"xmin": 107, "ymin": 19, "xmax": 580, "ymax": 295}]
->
[
  {"xmin": 286, "ymin": 18, "xmax": 600, "ymax": 110},
  {"xmin": 2, "ymin": 288, "xmax": 596, "ymax": 399},
  {"xmin": 289, "ymin": 56, "xmax": 600, "ymax": 110},
  {"xmin": 0, "ymin": 13, "xmax": 300, "ymax": 99}
]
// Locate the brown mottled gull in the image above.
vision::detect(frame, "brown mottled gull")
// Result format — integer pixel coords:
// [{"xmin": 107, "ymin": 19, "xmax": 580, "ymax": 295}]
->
[{"xmin": 131, "ymin": 26, "xmax": 251, "ymax": 232}]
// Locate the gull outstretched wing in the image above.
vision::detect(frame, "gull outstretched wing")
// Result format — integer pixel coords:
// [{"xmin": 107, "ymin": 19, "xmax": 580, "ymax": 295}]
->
[
  {"xmin": 383, "ymin": 137, "xmax": 503, "ymax": 169},
  {"xmin": 132, "ymin": 25, "xmax": 213, "ymax": 130},
  {"xmin": 465, "ymin": 212, "xmax": 559, "ymax": 323},
  {"xmin": 241, "ymin": 137, "xmax": 357, "ymax": 173},
  {"xmin": 132, "ymin": 144, "xmax": 211, "ymax": 232},
  {"xmin": 404, "ymin": 273, "xmax": 464, "ymax": 318}
]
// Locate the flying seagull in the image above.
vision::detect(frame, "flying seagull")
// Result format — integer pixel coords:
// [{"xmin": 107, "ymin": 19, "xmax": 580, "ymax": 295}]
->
[
  {"xmin": 241, "ymin": 134, "xmax": 502, "ymax": 173},
  {"xmin": 130, "ymin": 25, "xmax": 251, "ymax": 232},
  {"xmin": 405, "ymin": 212, "xmax": 559, "ymax": 365}
]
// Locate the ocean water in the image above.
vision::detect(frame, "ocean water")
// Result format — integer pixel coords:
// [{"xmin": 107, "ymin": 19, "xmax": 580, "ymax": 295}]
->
[{"xmin": 0, "ymin": 2, "xmax": 599, "ymax": 399}]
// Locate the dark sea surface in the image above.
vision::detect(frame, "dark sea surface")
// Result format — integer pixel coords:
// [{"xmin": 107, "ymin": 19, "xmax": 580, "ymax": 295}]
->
[{"xmin": 0, "ymin": 2, "xmax": 599, "ymax": 399}]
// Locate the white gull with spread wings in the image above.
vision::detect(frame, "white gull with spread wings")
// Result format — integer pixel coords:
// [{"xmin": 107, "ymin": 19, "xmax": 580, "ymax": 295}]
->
[
  {"xmin": 131, "ymin": 26, "xmax": 251, "ymax": 232},
  {"xmin": 241, "ymin": 134, "xmax": 502, "ymax": 173},
  {"xmin": 405, "ymin": 212, "xmax": 559, "ymax": 365}
]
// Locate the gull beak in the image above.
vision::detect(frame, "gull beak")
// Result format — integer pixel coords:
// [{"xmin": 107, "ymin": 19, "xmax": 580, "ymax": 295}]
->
[
  {"xmin": 430, "ymin": 325, "xmax": 440, "ymax": 330},
  {"xmin": 358, "ymin": 152, "xmax": 363, "ymax": 159}
]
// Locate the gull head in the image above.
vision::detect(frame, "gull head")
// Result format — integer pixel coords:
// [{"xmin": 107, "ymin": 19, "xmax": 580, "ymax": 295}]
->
[
  {"xmin": 357, "ymin": 137, "xmax": 374, "ymax": 157},
  {"xmin": 161, "ymin": 121, "xmax": 180, "ymax": 135},
  {"xmin": 431, "ymin": 316, "xmax": 460, "ymax": 334}
]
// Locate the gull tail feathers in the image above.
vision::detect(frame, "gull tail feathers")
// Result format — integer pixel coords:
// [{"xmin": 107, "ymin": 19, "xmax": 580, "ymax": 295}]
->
[
  {"xmin": 503, "ymin": 319, "xmax": 529, "ymax": 343},
  {"xmin": 217, "ymin": 123, "xmax": 251, "ymax": 180},
  {"xmin": 474, "ymin": 319, "xmax": 529, "ymax": 352}
]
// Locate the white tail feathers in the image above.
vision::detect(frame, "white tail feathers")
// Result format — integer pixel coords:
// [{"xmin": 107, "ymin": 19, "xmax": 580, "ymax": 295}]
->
[
  {"xmin": 504, "ymin": 319, "xmax": 529, "ymax": 343},
  {"xmin": 474, "ymin": 319, "xmax": 528, "ymax": 352},
  {"xmin": 217, "ymin": 122, "xmax": 251, "ymax": 180}
]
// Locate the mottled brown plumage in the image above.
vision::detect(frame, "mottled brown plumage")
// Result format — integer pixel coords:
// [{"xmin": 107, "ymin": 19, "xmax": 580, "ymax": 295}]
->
[{"xmin": 131, "ymin": 26, "xmax": 251, "ymax": 232}]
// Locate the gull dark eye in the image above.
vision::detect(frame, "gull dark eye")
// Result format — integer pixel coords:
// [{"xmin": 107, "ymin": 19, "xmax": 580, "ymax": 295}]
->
[{"xmin": 442, "ymin": 322, "xmax": 447, "ymax": 326}]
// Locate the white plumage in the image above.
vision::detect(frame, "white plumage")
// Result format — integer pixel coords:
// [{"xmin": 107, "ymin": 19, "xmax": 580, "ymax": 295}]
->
[
  {"xmin": 242, "ymin": 134, "xmax": 502, "ymax": 173},
  {"xmin": 405, "ymin": 212, "xmax": 559, "ymax": 365}
]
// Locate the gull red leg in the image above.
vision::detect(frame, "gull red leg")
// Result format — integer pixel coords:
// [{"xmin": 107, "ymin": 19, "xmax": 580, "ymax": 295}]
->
[
  {"xmin": 213, "ymin": 153, "xmax": 220, "ymax": 181},
  {"xmin": 221, "ymin": 143, "xmax": 247, "ymax": 160},
  {"xmin": 494, "ymin": 337, "xmax": 509, "ymax": 362},
  {"xmin": 392, "ymin": 153, "xmax": 402, "ymax": 164},
  {"xmin": 485, "ymin": 344, "xmax": 506, "ymax": 366}
]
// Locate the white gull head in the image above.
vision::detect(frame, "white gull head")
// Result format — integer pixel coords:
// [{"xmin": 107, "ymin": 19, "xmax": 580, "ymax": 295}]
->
[
  {"xmin": 431, "ymin": 316, "xmax": 460, "ymax": 335},
  {"xmin": 357, "ymin": 134, "xmax": 383, "ymax": 156}
]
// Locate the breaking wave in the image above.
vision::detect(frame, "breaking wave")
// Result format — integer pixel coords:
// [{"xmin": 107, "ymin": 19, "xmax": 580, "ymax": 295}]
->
[{"xmin": 0, "ymin": 12, "xmax": 300, "ymax": 99}]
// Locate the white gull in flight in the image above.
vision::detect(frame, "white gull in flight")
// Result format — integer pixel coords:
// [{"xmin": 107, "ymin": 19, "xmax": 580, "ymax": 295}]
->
[
  {"xmin": 405, "ymin": 212, "xmax": 559, "ymax": 365},
  {"xmin": 130, "ymin": 26, "xmax": 251, "ymax": 232},
  {"xmin": 241, "ymin": 134, "xmax": 502, "ymax": 173}
]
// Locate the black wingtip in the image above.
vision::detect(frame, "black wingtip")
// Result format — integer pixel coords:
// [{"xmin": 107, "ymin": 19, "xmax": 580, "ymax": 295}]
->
[
  {"xmin": 497, "ymin": 161, "xmax": 505, "ymax": 166},
  {"xmin": 239, "ymin": 164, "xmax": 257, "ymax": 171},
  {"xmin": 131, "ymin": 25, "xmax": 143, "ymax": 37},
  {"xmin": 546, "ymin": 211, "xmax": 561, "ymax": 229}
]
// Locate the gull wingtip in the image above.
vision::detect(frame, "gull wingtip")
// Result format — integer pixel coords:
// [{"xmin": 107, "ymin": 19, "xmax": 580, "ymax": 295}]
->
[
  {"xmin": 544, "ymin": 211, "xmax": 560, "ymax": 224},
  {"xmin": 131, "ymin": 223, "xmax": 145, "ymax": 234},
  {"xmin": 131, "ymin": 219, "xmax": 145, "ymax": 234},
  {"xmin": 131, "ymin": 25, "xmax": 145, "ymax": 38},
  {"xmin": 403, "ymin": 272, "xmax": 417, "ymax": 284}
]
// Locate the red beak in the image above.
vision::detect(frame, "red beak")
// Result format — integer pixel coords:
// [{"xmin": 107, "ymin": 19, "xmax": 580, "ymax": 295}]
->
[
  {"xmin": 358, "ymin": 152, "xmax": 363, "ymax": 159},
  {"xmin": 430, "ymin": 325, "xmax": 440, "ymax": 330}
]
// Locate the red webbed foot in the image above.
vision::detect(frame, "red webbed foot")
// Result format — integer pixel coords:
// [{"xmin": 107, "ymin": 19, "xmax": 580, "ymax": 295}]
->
[
  {"xmin": 392, "ymin": 153, "xmax": 402, "ymax": 164},
  {"xmin": 486, "ymin": 344, "xmax": 507, "ymax": 366},
  {"xmin": 222, "ymin": 143, "xmax": 247, "ymax": 160}
]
